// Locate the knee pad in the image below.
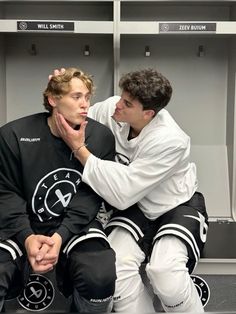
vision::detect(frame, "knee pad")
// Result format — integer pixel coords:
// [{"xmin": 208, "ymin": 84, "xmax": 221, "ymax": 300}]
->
[
  {"xmin": 147, "ymin": 262, "xmax": 201, "ymax": 311},
  {"xmin": 146, "ymin": 262, "xmax": 176, "ymax": 295},
  {"xmin": 69, "ymin": 247, "xmax": 116, "ymax": 301},
  {"xmin": 72, "ymin": 290, "xmax": 113, "ymax": 313},
  {"xmin": 146, "ymin": 261, "xmax": 189, "ymax": 307}
]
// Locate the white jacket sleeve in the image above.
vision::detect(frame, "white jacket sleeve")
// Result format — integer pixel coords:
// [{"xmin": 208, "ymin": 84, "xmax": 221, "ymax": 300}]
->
[{"xmin": 82, "ymin": 139, "xmax": 188, "ymax": 210}]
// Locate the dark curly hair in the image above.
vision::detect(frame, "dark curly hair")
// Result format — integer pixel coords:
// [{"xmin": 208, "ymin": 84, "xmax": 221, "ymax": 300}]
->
[
  {"xmin": 119, "ymin": 68, "xmax": 172, "ymax": 115},
  {"xmin": 43, "ymin": 67, "xmax": 94, "ymax": 114}
]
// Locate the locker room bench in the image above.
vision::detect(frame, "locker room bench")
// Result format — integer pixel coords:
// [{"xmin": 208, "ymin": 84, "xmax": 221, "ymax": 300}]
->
[
  {"xmin": 198, "ymin": 221, "xmax": 236, "ymax": 272},
  {"xmin": 4, "ymin": 221, "xmax": 236, "ymax": 312},
  {"xmin": 189, "ymin": 221, "xmax": 236, "ymax": 312}
]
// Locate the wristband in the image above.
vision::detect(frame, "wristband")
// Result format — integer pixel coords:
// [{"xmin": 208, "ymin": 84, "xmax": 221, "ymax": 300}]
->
[{"xmin": 70, "ymin": 143, "xmax": 88, "ymax": 160}]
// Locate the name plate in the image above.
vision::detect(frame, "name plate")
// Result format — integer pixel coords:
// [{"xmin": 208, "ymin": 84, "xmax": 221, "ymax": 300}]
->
[
  {"xmin": 159, "ymin": 22, "xmax": 216, "ymax": 33},
  {"xmin": 17, "ymin": 21, "xmax": 74, "ymax": 32}
]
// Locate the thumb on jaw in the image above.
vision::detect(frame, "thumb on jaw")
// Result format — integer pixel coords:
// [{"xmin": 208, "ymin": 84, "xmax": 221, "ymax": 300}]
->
[{"xmin": 80, "ymin": 121, "xmax": 88, "ymax": 132}]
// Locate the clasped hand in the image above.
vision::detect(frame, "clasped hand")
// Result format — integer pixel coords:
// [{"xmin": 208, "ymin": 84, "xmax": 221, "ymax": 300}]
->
[{"xmin": 25, "ymin": 233, "xmax": 62, "ymax": 274}]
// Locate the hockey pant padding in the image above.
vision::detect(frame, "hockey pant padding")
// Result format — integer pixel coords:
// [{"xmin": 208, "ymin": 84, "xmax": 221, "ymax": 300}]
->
[
  {"xmin": 146, "ymin": 235, "xmax": 204, "ymax": 312},
  {"xmin": 0, "ymin": 261, "xmax": 17, "ymax": 298},
  {"xmin": 0, "ymin": 249, "xmax": 26, "ymax": 301},
  {"xmin": 109, "ymin": 227, "xmax": 155, "ymax": 313},
  {"xmin": 68, "ymin": 242, "xmax": 116, "ymax": 312}
]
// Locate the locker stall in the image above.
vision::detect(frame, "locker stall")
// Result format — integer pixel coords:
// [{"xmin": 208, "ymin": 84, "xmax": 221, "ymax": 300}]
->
[
  {"xmin": 1, "ymin": 0, "xmax": 236, "ymax": 312},
  {"xmin": 0, "ymin": 1, "xmax": 114, "ymax": 122},
  {"xmin": 117, "ymin": 1, "xmax": 236, "ymax": 311}
]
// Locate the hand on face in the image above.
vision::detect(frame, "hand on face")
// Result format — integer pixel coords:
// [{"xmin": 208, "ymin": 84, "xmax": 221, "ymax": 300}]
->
[{"xmin": 55, "ymin": 112, "xmax": 88, "ymax": 152}]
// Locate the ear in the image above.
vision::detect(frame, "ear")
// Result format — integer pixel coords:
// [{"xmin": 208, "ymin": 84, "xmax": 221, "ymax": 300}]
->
[
  {"xmin": 48, "ymin": 96, "xmax": 57, "ymax": 108},
  {"xmin": 144, "ymin": 109, "xmax": 155, "ymax": 120}
]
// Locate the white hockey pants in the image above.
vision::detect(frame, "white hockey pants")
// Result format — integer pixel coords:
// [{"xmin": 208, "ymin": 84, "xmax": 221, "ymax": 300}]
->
[{"xmin": 109, "ymin": 228, "xmax": 203, "ymax": 313}]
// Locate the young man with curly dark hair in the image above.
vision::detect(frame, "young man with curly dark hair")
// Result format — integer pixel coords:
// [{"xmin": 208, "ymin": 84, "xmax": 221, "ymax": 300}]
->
[{"xmin": 53, "ymin": 68, "xmax": 208, "ymax": 313}]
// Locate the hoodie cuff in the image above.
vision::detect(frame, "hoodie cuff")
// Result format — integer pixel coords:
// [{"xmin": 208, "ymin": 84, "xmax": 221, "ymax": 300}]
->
[
  {"xmin": 56, "ymin": 225, "xmax": 74, "ymax": 246},
  {"xmin": 15, "ymin": 228, "xmax": 34, "ymax": 247}
]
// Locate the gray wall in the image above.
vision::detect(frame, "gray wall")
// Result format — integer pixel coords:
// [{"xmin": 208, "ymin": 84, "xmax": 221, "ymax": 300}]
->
[{"xmin": 5, "ymin": 34, "xmax": 113, "ymax": 122}]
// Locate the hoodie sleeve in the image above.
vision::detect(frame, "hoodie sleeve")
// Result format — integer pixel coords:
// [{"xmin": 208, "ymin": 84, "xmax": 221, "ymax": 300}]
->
[
  {"xmin": 82, "ymin": 135, "xmax": 189, "ymax": 210},
  {"xmin": 0, "ymin": 126, "xmax": 34, "ymax": 244}
]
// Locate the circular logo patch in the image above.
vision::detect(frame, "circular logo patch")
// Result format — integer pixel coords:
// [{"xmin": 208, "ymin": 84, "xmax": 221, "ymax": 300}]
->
[
  {"xmin": 18, "ymin": 21, "xmax": 28, "ymax": 30},
  {"xmin": 17, "ymin": 274, "xmax": 55, "ymax": 311},
  {"xmin": 32, "ymin": 168, "xmax": 82, "ymax": 222},
  {"xmin": 160, "ymin": 23, "xmax": 170, "ymax": 32},
  {"xmin": 190, "ymin": 275, "xmax": 210, "ymax": 307}
]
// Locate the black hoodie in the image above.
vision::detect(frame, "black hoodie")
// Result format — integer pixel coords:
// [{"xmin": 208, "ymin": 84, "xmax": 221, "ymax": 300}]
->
[{"xmin": 0, "ymin": 112, "xmax": 115, "ymax": 246}]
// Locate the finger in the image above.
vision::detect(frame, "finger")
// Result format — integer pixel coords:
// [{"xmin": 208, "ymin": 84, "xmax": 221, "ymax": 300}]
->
[
  {"xmin": 55, "ymin": 115, "xmax": 67, "ymax": 139},
  {"xmin": 79, "ymin": 120, "xmax": 88, "ymax": 132},
  {"xmin": 36, "ymin": 243, "xmax": 51, "ymax": 262},
  {"xmin": 79, "ymin": 121, "xmax": 88, "ymax": 137},
  {"xmin": 49, "ymin": 68, "xmax": 65, "ymax": 81},
  {"xmin": 49, "ymin": 69, "xmax": 60, "ymax": 81},
  {"xmin": 29, "ymin": 257, "xmax": 54, "ymax": 273},
  {"xmin": 56, "ymin": 113, "xmax": 72, "ymax": 135},
  {"xmin": 54, "ymin": 113, "xmax": 62, "ymax": 135},
  {"xmin": 57, "ymin": 113, "xmax": 69, "ymax": 129},
  {"xmin": 39, "ymin": 251, "xmax": 58, "ymax": 262},
  {"xmin": 55, "ymin": 112, "xmax": 65, "ymax": 134},
  {"xmin": 37, "ymin": 257, "xmax": 57, "ymax": 265},
  {"xmin": 54, "ymin": 69, "xmax": 61, "ymax": 76},
  {"xmin": 53, "ymin": 68, "xmax": 65, "ymax": 76},
  {"xmin": 33, "ymin": 263, "xmax": 54, "ymax": 274},
  {"xmin": 37, "ymin": 235, "xmax": 54, "ymax": 246}
]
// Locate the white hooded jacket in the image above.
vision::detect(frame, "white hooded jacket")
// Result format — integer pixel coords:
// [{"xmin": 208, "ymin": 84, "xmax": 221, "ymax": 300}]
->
[{"xmin": 85, "ymin": 96, "xmax": 197, "ymax": 220}]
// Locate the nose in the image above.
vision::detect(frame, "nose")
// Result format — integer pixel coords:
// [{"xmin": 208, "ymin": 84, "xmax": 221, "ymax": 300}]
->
[
  {"xmin": 80, "ymin": 96, "xmax": 90, "ymax": 109},
  {"xmin": 116, "ymin": 99, "xmax": 123, "ymax": 109}
]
